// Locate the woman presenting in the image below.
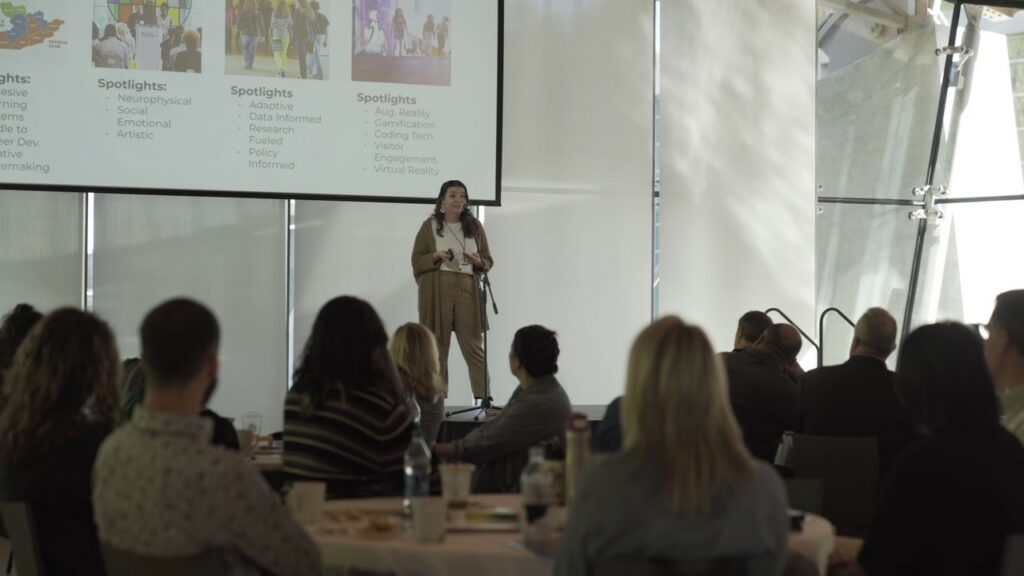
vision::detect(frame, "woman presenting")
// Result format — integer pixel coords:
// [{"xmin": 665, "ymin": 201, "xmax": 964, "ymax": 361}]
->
[{"xmin": 411, "ymin": 180, "xmax": 493, "ymax": 402}]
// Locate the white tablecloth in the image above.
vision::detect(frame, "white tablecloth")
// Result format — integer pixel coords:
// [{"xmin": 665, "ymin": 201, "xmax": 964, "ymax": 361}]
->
[{"xmin": 311, "ymin": 495, "xmax": 835, "ymax": 576}]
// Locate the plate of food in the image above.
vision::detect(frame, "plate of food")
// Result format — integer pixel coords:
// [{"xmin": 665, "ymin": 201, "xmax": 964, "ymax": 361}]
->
[{"xmin": 448, "ymin": 505, "xmax": 520, "ymax": 532}]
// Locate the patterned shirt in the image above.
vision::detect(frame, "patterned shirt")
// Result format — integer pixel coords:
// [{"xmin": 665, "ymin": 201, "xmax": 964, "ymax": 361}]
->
[{"xmin": 93, "ymin": 408, "xmax": 321, "ymax": 576}]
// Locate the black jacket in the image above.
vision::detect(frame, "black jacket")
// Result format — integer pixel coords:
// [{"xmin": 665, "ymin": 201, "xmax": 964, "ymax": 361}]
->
[{"xmin": 723, "ymin": 348, "xmax": 800, "ymax": 462}]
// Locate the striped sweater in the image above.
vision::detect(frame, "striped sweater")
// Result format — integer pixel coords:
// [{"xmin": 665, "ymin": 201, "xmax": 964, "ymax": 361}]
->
[{"xmin": 283, "ymin": 384, "xmax": 412, "ymax": 490}]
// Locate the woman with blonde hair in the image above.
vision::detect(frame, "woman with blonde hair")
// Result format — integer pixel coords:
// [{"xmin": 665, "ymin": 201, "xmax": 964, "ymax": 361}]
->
[
  {"xmin": 391, "ymin": 322, "xmax": 445, "ymax": 444},
  {"xmin": 0, "ymin": 308, "xmax": 121, "ymax": 576},
  {"xmin": 555, "ymin": 316, "xmax": 788, "ymax": 576}
]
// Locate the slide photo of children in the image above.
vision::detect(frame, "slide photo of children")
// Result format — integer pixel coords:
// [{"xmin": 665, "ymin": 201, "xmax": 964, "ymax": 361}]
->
[
  {"xmin": 352, "ymin": 0, "xmax": 451, "ymax": 87},
  {"xmin": 225, "ymin": 0, "xmax": 329, "ymax": 80},
  {"xmin": 92, "ymin": 0, "xmax": 203, "ymax": 73}
]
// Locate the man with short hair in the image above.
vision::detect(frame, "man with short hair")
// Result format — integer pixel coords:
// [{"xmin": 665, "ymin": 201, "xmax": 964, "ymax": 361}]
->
[
  {"xmin": 985, "ymin": 290, "xmax": 1024, "ymax": 443},
  {"xmin": 435, "ymin": 325, "xmax": 571, "ymax": 491},
  {"xmin": 799, "ymin": 307, "xmax": 916, "ymax": 474},
  {"xmin": 723, "ymin": 323, "xmax": 803, "ymax": 462},
  {"xmin": 733, "ymin": 310, "xmax": 773, "ymax": 351},
  {"xmin": 93, "ymin": 298, "xmax": 320, "ymax": 576}
]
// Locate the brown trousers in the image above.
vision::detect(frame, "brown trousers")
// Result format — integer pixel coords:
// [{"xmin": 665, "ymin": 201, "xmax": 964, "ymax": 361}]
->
[{"xmin": 437, "ymin": 272, "xmax": 487, "ymax": 398}]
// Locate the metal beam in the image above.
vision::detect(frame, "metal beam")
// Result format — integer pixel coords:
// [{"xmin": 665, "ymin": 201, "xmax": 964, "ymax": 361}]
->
[{"xmin": 819, "ymin": 0, "xmax": 908, "ymax": 30}]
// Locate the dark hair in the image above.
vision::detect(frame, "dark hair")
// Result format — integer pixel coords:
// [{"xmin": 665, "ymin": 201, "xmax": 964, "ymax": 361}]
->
[
  {"xmin": 0, "ymin": 309, "xmax": 121, "ymax": 467},
  {"xmin": 432, "ymin": 180, "xmax": 479, "ymax": 239},
  {"xmin": 737, "ymin": 311, "xmax": 771, "ymax": 344},
  {"xmin": 292, "ymin": 296, "xmax": 400, "ymax": 409},
  {"xmin": 762, "ymin": 323, "xmax": 802, "ymax": 362},
  {"xmin": 140, "ymin": 298, "xmax": 220, "ymax": 387},
  {"xmin": 895, "ymin": 322, "xmax": 1000, "ymax": 434},
  {"xmin": 93, "ymin": 22, "xmax": 100, "ymax": 41},
  {"xmin": 310, "ymin": 1, "xmax": 320, "ymax": 10},
  {"xmin": 0, "ymin": 304, "xmax": 43, "ymax": 373},
  {"xmin": 512, "ymin": 325, "xmax": 559, "ymax": 378},
  {"xmin": 991, "ymin": 290, "xmax": 1024, "ymax": 357},
  {"xmin": 102, "ymin": 23, "xmax": 118, "ymax": 40}
]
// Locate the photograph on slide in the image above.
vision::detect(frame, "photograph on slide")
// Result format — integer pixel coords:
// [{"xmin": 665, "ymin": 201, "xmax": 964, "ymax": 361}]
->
[
  {"xmin": 92, "ymin": 0, "xmax": 204, "ymax": 73},
  {"xmin": 225, "ymin": 0, "xmax": 330, "ymax": 80},
  {"xmin": 352, "ymin": 0, "xmax": 451, "ymax": 87}
]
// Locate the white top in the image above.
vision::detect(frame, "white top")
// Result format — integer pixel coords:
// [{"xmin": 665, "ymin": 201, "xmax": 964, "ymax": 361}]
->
[{"xmin": 432, "ymin": 220, "xmax": 478, "ymax": 275}]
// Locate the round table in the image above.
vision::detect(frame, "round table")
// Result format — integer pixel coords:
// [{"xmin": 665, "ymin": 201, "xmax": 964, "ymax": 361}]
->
[{"xmin": 310, "ymin": 495, "xmax": 835, "ymax": 576}]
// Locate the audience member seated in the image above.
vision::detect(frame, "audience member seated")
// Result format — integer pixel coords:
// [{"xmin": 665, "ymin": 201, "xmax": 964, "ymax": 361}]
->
[
  {"xmin": 284, "ymin": 296, "xmax": 412, "ymax": 498},
  {"xmin": 555, "ymin": 317, "xmax": 788, "ymax": 576},
  {"xmin": 732, "ymin": 310, "xmax": 773, "ymax": 352},
  {"xmin": 799, "ymin": 307, "xmax": 916, "ymax": 475},
  {"xmin": 94, "ymin": 23, "xmax": 130, "ymax": 69},
  {"xmin": 0, "ymin": 308, "xmax": 121, "ymax": 576},
  {"xmin": 985, "ymin": 289, "xmax": 1024, "ymax": 442},
  {"xmin": 854, "ymin": 323, "xmax": 1024, "ymax": 576},
  {"xmin": 173, "ymin": 29, "xmax": 202, "ymax": 72},
  {"xmin": 723, "ymin": 323, "xmax": 802, "ymax": 462},
  {"xmin": 592, "ymin": 396, "xmax": 623, "ymax": 453},
  {"xmin": 0, "ymin": 303, "xmax": 42, "ymax": 384},
  {"xmin": 391, "ymin": 322, "xmax": 445, "ymax": 445},
  {"xmin": 93, "ymin": 298, "xmax": 320, "ymax": 576},
  {"xmin": 435, "ymin": 325, "xmax": 571, "ymax": 492},
  {"xmin": 118, "ymin": 356, "xmax": 240, "ymax": 450}
]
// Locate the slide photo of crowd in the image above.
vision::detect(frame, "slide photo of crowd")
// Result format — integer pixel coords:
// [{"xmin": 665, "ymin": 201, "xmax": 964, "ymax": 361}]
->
[
  {"xmin": 352, "ymin": 0, "xmax": 451, "ymax": 87},
  {"xmin": 92, "ymin": 0, "xmax": 203, "ymax": 73},
  {"xmin": 225, "ymin": 0, "xmax": 330, "ymax": 80}
]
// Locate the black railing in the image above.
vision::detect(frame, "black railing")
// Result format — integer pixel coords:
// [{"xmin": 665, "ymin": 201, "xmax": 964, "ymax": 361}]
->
[
  {"xmin": 818, "ymin": 307, "xmax": 857, "ymax": 368},
  {"xmin": 764, "ymin": 308, "xmax": 820, "ymax": 365}
]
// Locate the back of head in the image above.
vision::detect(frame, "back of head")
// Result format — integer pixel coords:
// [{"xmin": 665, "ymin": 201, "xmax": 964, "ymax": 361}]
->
[
  {"xmin": 0, "ymin": 308, "xmax": 120, "ymax": 466},
  {"xmin": 895, "ymin": 322, "xmax": 999, "ymax": 434},
  {"xmin": 140, "ymin": 298, "xmax": 220, "ymax": 389},
  {"xmin": 294, "ymin": 296, "xmax": 396, "ymax": 405},
  {"xmin": 761, "ymin": 323, "xmax": 802, "ymax": 363},
  {"xmin": 853, "ymin": 307, "xmax": 898, "ymax": 359},
  {"xmin": 390, "ymin": 323, "xmax": 442, "ymax": 399},
  {"xmin": 0, "ymin": 303, "xmax": 43, "ymax": 373},
  {"xmin": 511, "ymin": 325, "xmax": 559, "ymax": 379},
  {"xmin": 623, "ymin": 316, "xmax": 752, "ymax": 512},
  {"xmin": 183, "ymin": 29, "xmax": 199, "ymax": 50},
  {"xmin": 991, "ymin": 289, "xmax": 1024, "ymax": 358},
  {"xmin": 736, "ymin": 311, "xmax": 772, "ymax": 348}
]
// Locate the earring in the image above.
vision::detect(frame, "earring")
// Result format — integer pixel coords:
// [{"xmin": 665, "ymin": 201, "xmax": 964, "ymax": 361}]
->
[{"xmin": 440, "ymin": 206, "xmax": 446, "ymax": 213}]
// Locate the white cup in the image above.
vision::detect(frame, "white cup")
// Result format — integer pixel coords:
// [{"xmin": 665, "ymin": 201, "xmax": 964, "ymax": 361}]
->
[
  {"xmin": 412, "ymin": 497, "xmax": 447, "ymax": 543},
  {"xmin": 286, "ymin": 481, "xmax": 326, "ymax": 526},
  {"xmin": 439, "ymin": 463, "xmax": 474, "ymax": 508}
]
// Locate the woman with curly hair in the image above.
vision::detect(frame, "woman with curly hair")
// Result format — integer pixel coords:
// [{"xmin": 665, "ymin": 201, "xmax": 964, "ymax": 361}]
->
[{"xmin": 0, "ymin": 308, "xmax": 121, "ymax": 575}]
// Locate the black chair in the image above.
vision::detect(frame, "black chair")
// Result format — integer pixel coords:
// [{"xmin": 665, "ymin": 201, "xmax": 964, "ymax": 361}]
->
[
  {"xmin": 1002, "ymin": 534, "xmax": 1024, "ymax": 576},
  {"xmin": 777, "ymin": 433, "xmax": 879, "ymax": 537},
  {"xmin": 782, "ymin": 477, "xmax": 824, "ymax": 516},
  {"xmin": 0, "ymin": 502, "xmax": 44, "ymax": 576},
  {"xmin": 592, "ymin": 556, "xmax": 751, "ymax": 576},
  {"xmin": 101, "ymin": 544, "xmax": 228, "ymax": 576}
]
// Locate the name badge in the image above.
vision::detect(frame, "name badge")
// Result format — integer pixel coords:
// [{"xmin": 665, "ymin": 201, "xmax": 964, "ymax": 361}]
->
[{"xmin": 459, "ymin": 258, "xmax": 473, "ymax": 273}]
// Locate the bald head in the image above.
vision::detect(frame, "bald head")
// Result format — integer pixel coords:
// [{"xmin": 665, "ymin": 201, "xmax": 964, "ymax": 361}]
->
[
  {"xmin": 852, "ymin": 307, "xmax": 898, "ymax": 360},
  {"xmin": 758, "ymin": 323, "xmax": 802, "ymax": 363}
]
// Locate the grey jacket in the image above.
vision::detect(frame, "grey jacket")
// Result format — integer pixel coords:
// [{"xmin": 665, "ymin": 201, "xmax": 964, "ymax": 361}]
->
[{"xmin": 455, "ymin": 375, "xmax": 571, "ymax": 491}]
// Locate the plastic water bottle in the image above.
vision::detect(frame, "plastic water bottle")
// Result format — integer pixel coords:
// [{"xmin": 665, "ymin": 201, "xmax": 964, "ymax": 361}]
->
[
  {"xmin": 403, "ymin": 423, "xmax": 431, "ymax": 515},
  {"xmin": 520, "ymin": 445, "xmax": 555, "ymax": 552}
]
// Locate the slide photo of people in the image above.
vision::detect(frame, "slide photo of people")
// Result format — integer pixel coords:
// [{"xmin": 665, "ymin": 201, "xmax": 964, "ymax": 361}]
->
[
  {"xmin": 352, "ymin": 0, "xmax": 451, "ymax": 87},
  {"xmin": 92, "ymin": 0, "xmax": 204, "ymax": 73},
  {"xmin": 225, "ymin": 0, "xmax": 330, "ymax": 80}
]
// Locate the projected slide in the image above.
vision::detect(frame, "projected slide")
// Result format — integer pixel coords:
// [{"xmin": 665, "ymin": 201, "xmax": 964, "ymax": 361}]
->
[{"xmin": 0, "ymin": 0, "xmax": 501, "ymax": 203}]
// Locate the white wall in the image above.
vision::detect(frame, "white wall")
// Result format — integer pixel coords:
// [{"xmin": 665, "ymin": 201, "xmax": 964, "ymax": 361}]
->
[
  {"xmin": 0, "ymin": 190, "xmax": 83, "ymax": 314},
  {"xmin": 658, "ymin": 0, "xmax": 817, "ymax": 359},
  {"xmin": 92, "ymin": 194, "xmax": 288, "ymax": 433}
]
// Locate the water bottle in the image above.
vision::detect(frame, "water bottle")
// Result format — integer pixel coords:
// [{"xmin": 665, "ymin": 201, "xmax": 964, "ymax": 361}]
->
[
  {"xmin": 403, "ymin": 423, "xmax": 431, "ymax": 515},
  {"xmin": 565, "ymin": 412, "xmax": 591, "ymax": 505},
  {"xmin": 520, "ymin": 445, "xmax": 555, "ymax": 552}
]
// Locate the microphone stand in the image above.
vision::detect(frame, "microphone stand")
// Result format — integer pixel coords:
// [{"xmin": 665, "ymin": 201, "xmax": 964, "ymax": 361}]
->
[{"xmin": 446, "ymin": 270, "xmax": 499, "ymax": 421}]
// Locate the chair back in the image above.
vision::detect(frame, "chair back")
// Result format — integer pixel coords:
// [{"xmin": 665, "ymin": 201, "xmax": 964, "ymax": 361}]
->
[
  {"xmin": 1002, "ymin": 534, "xmax": 1024, "ymax": 576},
  {"xmin": 0, "ymin": 502, "xmax": 45, "ymax": 576},
  {"xmin": 592, "ymin": 556, "xmax": 749, "ymax": 576},
  {"xmin": 778, "ymin": 433, "xmax": 879, "ymax": 537},
  {"xmin": 782, "ymin": 477, "xmax": 824, "ymax": 515},
  {"xmin": 101, "ymin": 544, "xmax": 228, "ymax": 576}
]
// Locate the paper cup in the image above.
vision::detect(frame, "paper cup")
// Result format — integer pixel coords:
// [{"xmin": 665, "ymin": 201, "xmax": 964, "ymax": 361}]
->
[
  {"xmin": 236, "ymin": 429, "xmax": 255, "ymax": 456},
  {"xmin": 286, "ymin": 481, "xmax": 326, "ymax": 525},
  {"xmin": 412, "ymin": 497, "xmax": 447, "ymax": 543},
  {"xmin": 439, "ymin": 463, "xmax": 475, "ymax": 509}
]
